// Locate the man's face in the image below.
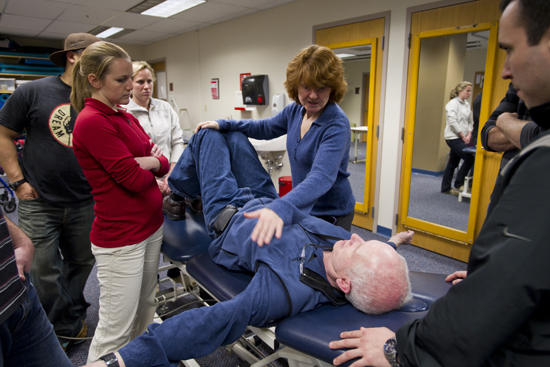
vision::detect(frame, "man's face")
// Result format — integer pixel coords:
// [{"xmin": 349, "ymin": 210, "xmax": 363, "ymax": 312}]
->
[
  {"xmin": 499, "ymin": 0, "xmax": 550, "ymax": 108},
  {"xmin": 331, "ymin": 234, "xmax": 365, "ymax": 274},
  {"xmin": 331, "ymin": 235, "xmax": 393, "ymax": 276}
]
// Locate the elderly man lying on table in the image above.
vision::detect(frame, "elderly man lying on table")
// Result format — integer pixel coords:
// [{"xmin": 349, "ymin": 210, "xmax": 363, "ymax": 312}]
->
[{"xmin": 84, "ymin": 129, "xmax": 413, "ymax": 367}]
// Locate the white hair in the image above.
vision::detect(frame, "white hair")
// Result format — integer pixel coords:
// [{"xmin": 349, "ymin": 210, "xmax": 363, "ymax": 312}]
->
[{"xmin": 345, "ymin": 253, "xmax": 412, "ymax": 314}]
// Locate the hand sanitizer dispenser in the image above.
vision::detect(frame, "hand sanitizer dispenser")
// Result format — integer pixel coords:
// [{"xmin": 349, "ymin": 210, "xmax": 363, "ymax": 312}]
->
[
  {"xmin": 242, "ymin": 75, "xmax": 269, "ymax": 105},
  {"xmin": 272, "ymin": 94, "xmax": 285, "ymax": 114}
]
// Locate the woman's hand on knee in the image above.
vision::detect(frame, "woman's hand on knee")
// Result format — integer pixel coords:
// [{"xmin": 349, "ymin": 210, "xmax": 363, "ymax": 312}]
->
[
  {"xmin": 244, "ymin": 208, "xmax": 283, "ymax": 247},
  {"xmin": 195, "ymin": 121, "xmax": 219, "ymax": 133}
]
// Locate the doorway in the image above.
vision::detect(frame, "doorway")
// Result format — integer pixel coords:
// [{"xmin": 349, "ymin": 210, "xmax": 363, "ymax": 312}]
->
[
  {"xmin": 315, "ymin": 16, "xmax": 386, "ymax": 231},
  {"xmin": 398, "ymin": 0, "xmax": 510, "ymax": 261}
]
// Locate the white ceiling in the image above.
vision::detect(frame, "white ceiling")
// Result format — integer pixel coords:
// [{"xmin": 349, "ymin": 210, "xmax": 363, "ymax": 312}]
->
[{"xmin": 0, "ymin": 0, "xmax": 298, "ymax": 45}]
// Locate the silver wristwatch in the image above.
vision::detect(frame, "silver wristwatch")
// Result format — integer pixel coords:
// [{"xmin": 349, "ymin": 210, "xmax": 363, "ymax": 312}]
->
[
  {"xmin": 384, "ymin": 336, "xmax": 401, "ymax": 367},
  {"xmin": 100, "ymin": 352, "xmax": 120, "ymax": 367}
]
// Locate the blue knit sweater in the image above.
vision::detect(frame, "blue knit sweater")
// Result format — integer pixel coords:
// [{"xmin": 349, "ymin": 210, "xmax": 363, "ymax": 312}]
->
[{"xmin": 217, "ymin": 102, "xmax": 355, "ymax": 225}]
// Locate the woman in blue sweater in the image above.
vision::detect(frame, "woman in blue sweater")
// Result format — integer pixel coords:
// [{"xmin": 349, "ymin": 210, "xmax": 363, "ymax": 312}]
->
[{"xmin": 195, "ymin": 45, "xmax": 355, "ymax": 246}]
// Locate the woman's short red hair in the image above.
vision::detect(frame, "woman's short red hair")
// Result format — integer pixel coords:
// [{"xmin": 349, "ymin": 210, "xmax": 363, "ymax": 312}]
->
[{"xmin": 284, "ymin": 45, "xmax": 347, "ymax": 105}]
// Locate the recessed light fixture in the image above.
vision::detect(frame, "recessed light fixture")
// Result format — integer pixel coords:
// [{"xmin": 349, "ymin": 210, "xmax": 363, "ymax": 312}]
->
[
  {"xmin": 335, "ymin": 53, "xmax": 356, "ymax": 59},
  {"xmin": 96, "ymin": 27, "xmax": 124, "ymax": 38},
  {"xmin": 141, "ymin": 0, "xmax": 206, "ymax": 18}
]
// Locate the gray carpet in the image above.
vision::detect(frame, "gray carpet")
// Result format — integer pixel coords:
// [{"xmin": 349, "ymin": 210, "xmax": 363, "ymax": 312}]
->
[
  {"xmin": 347, "ymin": 145, "xmax": 471, "ymax": 232},
  {"xmin": 408, "ymin": 172, "xmax": 470, "ymax": 232},
  {"xmin": 348, "ymin": 142, "xmax": 367, "ymax": 204}
]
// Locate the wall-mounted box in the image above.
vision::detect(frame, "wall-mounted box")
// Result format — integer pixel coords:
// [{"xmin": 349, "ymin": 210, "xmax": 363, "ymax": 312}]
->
[{"xmin": 242, "ymin": 75, "xmax": 268, "ymax": 105}]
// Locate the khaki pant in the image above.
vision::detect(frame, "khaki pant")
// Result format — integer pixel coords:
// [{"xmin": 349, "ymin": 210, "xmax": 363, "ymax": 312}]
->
[{"xmin": 87, "ymin": 225, "xmax": 163, "ymax": 363}]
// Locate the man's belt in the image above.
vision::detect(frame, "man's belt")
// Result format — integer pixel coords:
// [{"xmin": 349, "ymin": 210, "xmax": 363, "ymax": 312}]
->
[{"xmin": 212, "ymin": 205, "xmax": 239, "ymax": 235}]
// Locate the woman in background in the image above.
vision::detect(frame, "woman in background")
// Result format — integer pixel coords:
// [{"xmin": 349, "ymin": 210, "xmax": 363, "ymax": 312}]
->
[
  {"xmin": 71, "ymin": 41, "xmax": 169, "ymax": 362},
  {"xmin": 126, "ymin": 61, "xmax": 184, "ymax": 200},
  {"xmin": 195, "ymin": 45, "xmax": 355, "ymax": 246},
  {"xmin": 441, "ymin": 81, "xmax": 475, "ymax": 195}
]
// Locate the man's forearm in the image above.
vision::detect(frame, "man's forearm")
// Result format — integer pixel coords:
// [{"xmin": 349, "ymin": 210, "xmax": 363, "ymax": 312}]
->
[
  {"xmin": 496, "ymin": 113, "xmax": 528, "ymax": 150},
  {"xmin": 486, "ymin": 126, "xmax": 516, "ymax": 152},
  {"xmin": 6, "ymin": 215, "xmax": 33, "ymax": 280},
  {"xmin": 0, "ymin": 126, "xmax": 23, "ymax": 182},
  {"xmin": 6, "ymin": 216, "xmax": 28, "ymax": 245}
]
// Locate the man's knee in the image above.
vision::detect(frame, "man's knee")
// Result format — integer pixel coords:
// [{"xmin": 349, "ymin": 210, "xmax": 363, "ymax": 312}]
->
[
  {"xmin": 190, "ymin": 128, "xmax": 226, "ymax": 150},
  {"xmin": 224, "ymin": 130, "xmax": 248, "ymax": 143}
]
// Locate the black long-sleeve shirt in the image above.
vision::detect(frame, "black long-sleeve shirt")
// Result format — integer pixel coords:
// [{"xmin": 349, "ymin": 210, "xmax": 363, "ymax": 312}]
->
[
  {"xmin": 396, "ymin": 101, "xmax": 550, "ymax": 366},
  {"xmin": 480, "ymin": 82, "xmax": 539, "ymax": 168}
]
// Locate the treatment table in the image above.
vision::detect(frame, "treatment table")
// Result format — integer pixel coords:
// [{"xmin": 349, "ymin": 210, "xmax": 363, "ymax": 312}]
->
[{"xmin": 159, "ymin": 213, "xmax": 452, "ymax": 367}]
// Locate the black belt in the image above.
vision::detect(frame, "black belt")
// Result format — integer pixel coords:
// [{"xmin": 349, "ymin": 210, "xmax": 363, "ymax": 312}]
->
[{"xmin": 212, "ymin": 205, "xmax": 239, "ymax": 235}]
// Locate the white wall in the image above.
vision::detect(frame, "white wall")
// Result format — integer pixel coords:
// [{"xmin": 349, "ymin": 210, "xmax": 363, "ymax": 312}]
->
[{"xmin": 140, "ymin": 0, "xmax": 450, "ymax": 232}]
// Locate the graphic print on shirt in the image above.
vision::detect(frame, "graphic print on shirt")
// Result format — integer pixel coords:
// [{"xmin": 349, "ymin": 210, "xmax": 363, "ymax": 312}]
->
[{"xmin": 49, "ymin": 103, "xmax": 75, "ymax": 147}]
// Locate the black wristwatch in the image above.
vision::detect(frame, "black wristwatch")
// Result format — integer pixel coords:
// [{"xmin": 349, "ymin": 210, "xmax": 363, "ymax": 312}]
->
[
  {"xmin": 384, "ymin": 336, "xmax": 401, "ymax": 367},
  {"xmin": 99, "ymin": 353, "xmax": 120, "ymax": 367},
  {"xmin": 8, "ymin": 178, "xmax": 26, "ymax": 191}
]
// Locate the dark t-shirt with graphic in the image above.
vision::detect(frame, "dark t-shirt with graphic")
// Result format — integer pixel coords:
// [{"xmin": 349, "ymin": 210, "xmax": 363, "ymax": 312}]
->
[{"xmin": 0, "ymin": 76, "xmax": 92, "ymax": 207}]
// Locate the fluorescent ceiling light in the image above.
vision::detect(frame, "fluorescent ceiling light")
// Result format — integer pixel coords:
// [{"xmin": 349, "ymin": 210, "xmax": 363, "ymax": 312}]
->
[
  {"xmin": 96, "ymin": 27, "xmax": 124, "ymax": 38},
  {"xmin": 336, "ymin": 53, "xmax": 356, "ymax": 59},
  {"xmin": 141, "ymin": 0, "xmax": 205, "ymax": 18}
]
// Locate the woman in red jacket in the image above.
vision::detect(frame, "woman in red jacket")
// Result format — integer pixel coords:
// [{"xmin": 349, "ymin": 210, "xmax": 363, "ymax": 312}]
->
[{"xmin": 70, "ymin": 41, "xmax": 169, "ymax": 363}]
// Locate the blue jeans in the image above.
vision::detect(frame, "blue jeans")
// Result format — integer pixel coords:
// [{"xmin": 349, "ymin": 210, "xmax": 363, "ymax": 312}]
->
[
  {"xmin": 169, "ymin": 130, "xmax": 278, "ymax": 237},
  {"xmin": 0, "ymin": 278, "xmax": 73, "ymax": 367},
  {"xmin": 441, "ymin": 138, "xmax": 475, "ymax": 192},
  {"xmin": 17, "ymin": 197, "xmax": 95, "ymax": 338},
  {"xmin": 119, "ymin": 264, "xmax": 288, "ymax": 367}
]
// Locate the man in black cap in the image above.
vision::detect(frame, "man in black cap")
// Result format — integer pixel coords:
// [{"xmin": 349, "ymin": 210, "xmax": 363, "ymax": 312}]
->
[{"xmin": 0, "ymin": 33, "xmax": 100, "ymax": 351}]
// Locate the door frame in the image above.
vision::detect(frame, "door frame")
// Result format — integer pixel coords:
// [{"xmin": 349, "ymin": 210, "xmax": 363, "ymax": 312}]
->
[
  {"xmin": 400, "ymin": 22, "xmax": 499, "ymax": 244},
  {"xmin": 313, "ymin": 12, "xmax": 389, "ymax": 232},
  {"xmin": 325, "ymin": 38, "xmax": 377, "ymax": 216},
  {"xmin": 396, "ymin": 0, "xmax": 505, "ymax": 261}
]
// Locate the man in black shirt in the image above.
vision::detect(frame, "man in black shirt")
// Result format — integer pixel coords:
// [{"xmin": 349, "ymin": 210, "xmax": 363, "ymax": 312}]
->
[
  {"xmin": 329, "ymin": 0, "xmax": 550, "ymax": 366},
  {"xmin": 0, "ymin": 33, "xmax": 99, "ymax": 350}
]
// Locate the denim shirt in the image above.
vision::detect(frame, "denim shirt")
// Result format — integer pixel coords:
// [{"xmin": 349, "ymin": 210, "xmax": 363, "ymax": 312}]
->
[{"xmin": 209, "ymin": 198, "xmax": 351, "ymax": 315}]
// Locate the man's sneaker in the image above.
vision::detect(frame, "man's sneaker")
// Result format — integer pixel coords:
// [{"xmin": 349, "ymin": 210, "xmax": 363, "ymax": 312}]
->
[
  {"xmin": 185, "ymin": 197, "xmax": 203, "ymax": 215},
  {"xmin": 163, "ymin": 195, "xmax": 186, "ymax": 220},
  {"xmin": 60, "ymin": 320, "xmax": 88, "ymax": 352},
  {"xmin": 442, "ymin": 188, "xmax": 460, "ymax": 196},
  {"xmin": 449, "ymin": 188, "xmax": 460, "ymax": 196}
]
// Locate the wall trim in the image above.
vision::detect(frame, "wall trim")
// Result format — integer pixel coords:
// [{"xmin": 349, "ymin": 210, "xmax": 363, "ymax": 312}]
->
[
  {"xmin": 376, "ymin": 225, "xmax": 392, "ymax": 238},
  {"xmin": 411, "ymin": 168, "xmax": 444, "ymax": 177},
  {"xmin": 312, "ymin": 11, "xmax": 391, "ymax": 34}
]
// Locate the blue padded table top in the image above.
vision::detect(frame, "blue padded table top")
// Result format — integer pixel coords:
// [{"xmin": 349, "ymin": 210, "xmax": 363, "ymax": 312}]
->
[
  {"xmin": 187, "ymin": 252, "xmax": 253, "ymax": 302},
  {"xmin": 276, "ymin": 303, "xmax": 427, "ymax": 365},
  {"xmin": 407, "ymin": 271, "xmax": 451, "ymax": 306},
  {"xmin": 275, "ymin": 271, "xmax": 452, "ymax": 366},
  {"xmin": 161, "ymin": 213, "xmax": 213, "ymax": 262}
]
